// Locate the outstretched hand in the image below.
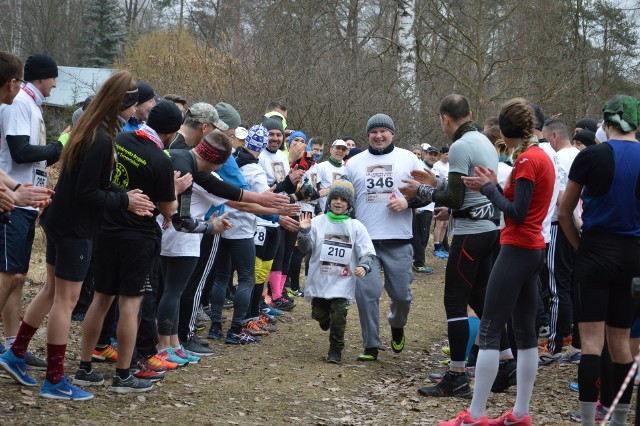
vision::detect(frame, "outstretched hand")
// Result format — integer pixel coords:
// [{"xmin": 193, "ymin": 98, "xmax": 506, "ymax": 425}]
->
[
  {"xmin": 299, "ymin": 211, "xmax": 312, "ymax": 229},
  {"xmin": 410, "ymin": 169, "xmax": 437, "ymax": 186}
]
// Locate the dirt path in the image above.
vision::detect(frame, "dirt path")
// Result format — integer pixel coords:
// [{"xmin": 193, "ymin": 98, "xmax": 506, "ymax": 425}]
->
[{"xmin": 0, "ymin": 252, "xmax": 613, "ymax": 425}]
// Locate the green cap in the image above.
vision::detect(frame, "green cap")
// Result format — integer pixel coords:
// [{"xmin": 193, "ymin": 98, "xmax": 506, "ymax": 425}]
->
[{"xmin": 602, "ymin": 95, "xmax": 640, "ymax": 133}]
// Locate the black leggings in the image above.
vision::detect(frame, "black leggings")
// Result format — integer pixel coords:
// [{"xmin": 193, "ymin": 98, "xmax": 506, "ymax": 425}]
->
[
  {"xmin": 444, "ymin": 230, "xmax": 499, "ymax": 363},
  {"xmin": 479, "ymin": 245, "xmax": 544, "ymax": 350},
  {"xmin": 271, "ymin": 226, "xmax": 298, "ymax": 275}
]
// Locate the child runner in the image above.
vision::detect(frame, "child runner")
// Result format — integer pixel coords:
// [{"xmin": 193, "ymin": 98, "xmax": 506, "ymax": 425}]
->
[{"xmin": 297, "ymin": 178, "xmax": 375, "ymax": 363}]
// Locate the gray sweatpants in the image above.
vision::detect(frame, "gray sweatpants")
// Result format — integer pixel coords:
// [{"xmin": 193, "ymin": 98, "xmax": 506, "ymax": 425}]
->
[{"xmin": 355, "ymin": 241, "xmax": 414, "ymax": 350}]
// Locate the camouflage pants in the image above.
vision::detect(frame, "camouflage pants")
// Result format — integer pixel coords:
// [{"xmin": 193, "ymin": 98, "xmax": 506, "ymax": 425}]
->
[{"xmin": 311, "ymin": 297, "xmax": 349, "ymax": 352}]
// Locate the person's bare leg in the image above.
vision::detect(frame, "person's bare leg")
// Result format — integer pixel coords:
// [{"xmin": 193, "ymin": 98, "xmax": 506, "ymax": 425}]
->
[
  {"xmin": 22, "ymin": 264, "xmax": 57, "ymax": 328},
  {"xmin": 2, "ymin": 284, "xmax": 23, "ymax": 337},
  {"xmin": 115, "ymin": 295, "xmax": 143, "ymax": 370},
  {"xmin": 0, "ymin": 272, "xmax": 24, "ymax": 324},
  {"xmin": 79, "ymin": 292, "xmax": 115, "ymax": 362},
  {"xmin": 47, "ymin": 277, "xmax": 83, "ymax": 345}
]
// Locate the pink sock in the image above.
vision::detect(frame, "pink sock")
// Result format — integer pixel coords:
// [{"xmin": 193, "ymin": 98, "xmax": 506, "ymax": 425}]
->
[
  {"xmin": 268, "ymin": 271, "xmax": 283, "ymax": 299},
  {"xmin": 280, "ymin": 275, "xmax": 288, "ymax": 292}
]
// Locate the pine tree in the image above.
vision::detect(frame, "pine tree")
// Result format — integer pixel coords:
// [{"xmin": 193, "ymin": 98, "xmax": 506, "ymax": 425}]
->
[{"xmin": 79, "ymin": 0, "xmax": 125, "ymax": 67}]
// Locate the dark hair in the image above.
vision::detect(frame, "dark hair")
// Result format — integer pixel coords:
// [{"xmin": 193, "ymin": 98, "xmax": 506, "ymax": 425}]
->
[
  {"xmin": 439, "ymin": 94, "xmax": 471, "ymax": 120},
  {"xmin": 82, "ymin": 95, "xmax": 95, "ymax": 110},
  {"xmin": 0, "ymin": 51, "xmax": 23, "ymax": 85},
  {"xmin": 164, "ymin": 93, "xmax": 187, "ymax": 106},
  {"xmin": 203, "ymin": 131, "xmax": 232, "ymax": 154},
  {"xmin": 311, "ymin": 136, "xmax": 325, "ymax": 146},
  {"xmin": 267, "ymin": 100, "xmax": 287, "ymax": 113},
  {"xmin": 440, "ymin": 146, "xmax": 449, "ymax": 154},
  {"xmin": 61, "ymin": 70, "xmax": 136, "ymax": 172},
  {"xmin": 543, "ymin": 118, "xmax": 569, "ymax": 140},
  {"xmin": 342, "ymin": 135, "xmax": 355, "ymax": 142},
  {"xmin": 529, "ymin": 104, "xmax": 546, "ymax": 131},
  {"xmin": 484, "ymin": 117, "xmax": 499, "ymax": 128},
  {"xmin": 500, "ymin": 98, "xmax": 535, "ymax": 161}
]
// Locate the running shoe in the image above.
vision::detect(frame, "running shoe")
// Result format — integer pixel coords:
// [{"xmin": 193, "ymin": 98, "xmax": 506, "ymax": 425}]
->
[
  {"xmin": 391, "ymin": 327, "xmax": 405, "ymax": 353},
  {"xmin": 176, "ymin": 346, "xmax": 201, "ymax": 364},
  {"xmin": 561, "ymin": 346, "xmax": 582, "ymax": 364},
  {"xmin": 0, "ymin": 349, "xmax": 37, "ymax": 386},
  {"xmin": 261, "ymin": 305, "xmax": 285, "ymax": 317},
  {"xmin": 538, "ymin": 348, "xmax": 561, "ymax": 366},
  {"xmin": 438, "ymin": 410, "xmax": 488, "ymax": 426},
  {"xmin": 110, "ymin": 338, "xmax": 118, "ymax": 351},
  {"xmin": 569, "ymin": 382, "xmax": 579, "ymax": 392},
  {"xmin": 181, "ymin": 338, "xmax": 214, "ymax": 356},
  {"xmin": 73, "ymin": 368, "xmax": 105, "ymax": 386},
  {"xmin": 192, "ymin": 335, "xmax": 211, "ymax": 347},
  {"xmin": 207, "ymin": 324, "xmax": 224, "ymax": 340},
  {"xmin": 412, "ymin": 265, "xmax": 434, "ymax": 274},
  {"xmin": 146, "ymin": 354, "xmax": 178, "ymax": 370},
  {"xmin": 356, "ymin": 347, "xmax": 379, "ymax": 362},
  {"xmin": 223, "ymin": 298, "xmax": 234, "ymax": 309},
  {"xmin": 71, "ymin": 312, "xmax": 85, "ymax": 322},
  {"xmin": 244, "ymin": 320, "xmax": 269, "ymax": 336},
  {"xmin": 418, "ymin": 371, "xmax": 471, "ymax": 398},
  {"xmin": 287, "ymin": 288, "xmax": 304, "ymax": 297},
  {"xmin": 157, "ymin": 349, "xmax": 188, "ymax": 367},
  {"xmin": 327, "ymin": 350, "xmax": 341, "ymax": 364},
  {"xmin": 319, "ymin": 319, "xmax": 331, "ymax": 331},
  {"xmin": 488, "ymin": 408, "xmax": 531, "ymax": 425},
  {"xmin": 110, "ymin": 374, "xmax": 153, "ymax": 393},
  {"xmin": 433, "ymin": 250, "xmax": 449, "ymax": 259},
  {"xmin": 441, "ymin": 346, "xmax": 451, "ymax": 357},
  {"xmin": 225, "ymin": 331, "xmax": 260, "ymax": 345},
  {"xmin": 25, "ymin": 352, "xmax": 47, "ymax": 371},
  {"xmin": 194, "ymin": 323, "xmax": 206, "ymax": 332},
  {"xmin": 39, "ymin": 376, "xmax": 93, "ymax": 401},
  {"xmin": 569, "ymin": 401, "xmax": 606, "ymax": 422},
  {"xmin": 196, "ymin": 305, "xmax": 210, "ymax": 322},
  {"xmin": 272, "ymin": 297, "xmax": 295, "ymax": 311},
  {"xmin": 92, "ymin": 345, "xmax": 118, "ymax": 362},
  {"xmin": 258, "ymin": 315, "xmax": 279, "ymax": 332},
  {"xmin": 131, "ymin": 362, "xmax": 165, "ymax": 383},
  {"xmin": 538, "ymin": 325, "xmax": 550, "ymax": 338},
  {"xmin": 491, "ymin": 359, "xmax": 517, "ymax": 392}
]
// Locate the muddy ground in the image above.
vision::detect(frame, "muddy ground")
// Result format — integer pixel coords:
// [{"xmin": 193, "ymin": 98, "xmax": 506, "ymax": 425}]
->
[{"xmin": 0, "ymin": 234, "xmax": 622, "ymax": 425}]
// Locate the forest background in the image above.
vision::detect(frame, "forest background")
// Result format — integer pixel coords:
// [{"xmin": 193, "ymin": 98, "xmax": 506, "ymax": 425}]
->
[{"xmin": 1, "ymin": 0, "xmax": 638, "ymax": 147}]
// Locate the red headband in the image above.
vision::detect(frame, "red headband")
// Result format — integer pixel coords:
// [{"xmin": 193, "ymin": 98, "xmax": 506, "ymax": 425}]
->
[{"xmin": 193, "ymin": 140, "xmax": 231, "ymax": 164}]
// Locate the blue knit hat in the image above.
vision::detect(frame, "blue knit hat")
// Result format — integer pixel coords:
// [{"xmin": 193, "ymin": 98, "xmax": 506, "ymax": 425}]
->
[
  {"xmin": 246, "ymin": 125, "xmax": 268, "ymax": 153},
  {"xmin": 287, "ymin": 131, "xmax": 307, "ymax": 148}
]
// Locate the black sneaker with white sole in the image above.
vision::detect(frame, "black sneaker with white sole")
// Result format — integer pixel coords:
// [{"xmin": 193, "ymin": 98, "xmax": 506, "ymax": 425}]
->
[
  {"xmin": 181, "ymin": 338, "xmax": 215, "ymax": 356},
  {"xmin": 73, "ymin": 368, "xmax": 105, "ymax": 386},
  {"xmin": 110, "ymin": 375, "xmax": 153, "ymax": 393},
  {"xmin": 418, "ymin": 371, "xmax": 471, "ymax": 398}
]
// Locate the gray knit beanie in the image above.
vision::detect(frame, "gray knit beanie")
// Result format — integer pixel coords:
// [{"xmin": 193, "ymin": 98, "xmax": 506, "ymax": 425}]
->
[
  {"xmin": 325, "ymin": 177, "xmax": 355, "ymax": 215},
  {"xmin": 215, "ymin": 102, "xmax": 242, "ymax": 129},
  {"xmin": 366, "ymin": 113, "xmax": 396, "ymax": 135}
]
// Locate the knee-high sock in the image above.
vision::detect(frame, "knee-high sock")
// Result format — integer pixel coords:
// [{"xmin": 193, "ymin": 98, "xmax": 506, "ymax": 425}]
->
[
  {"xmin": 513, "ymin": 348, "xmax": 538, "ymax": 418},
  {"xmin": 268, "ymin": 271, "xmax": 283, "ymax": 300},
  {"xmin": 469, "ymin": 349, "xmax": 499, "ymax": 419}
]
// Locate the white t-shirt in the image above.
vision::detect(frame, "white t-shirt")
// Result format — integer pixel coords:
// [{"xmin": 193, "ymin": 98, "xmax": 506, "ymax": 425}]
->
[
  {"xmin": 539, "ymin": 142, "xmax": 561, "ymax": 241},
  {"xmin": 343, "ymin": 146, "xmax": 425, "ymax": 240},
  {"xmin": 555, "ymin": 146, "xmax": 581, "ymax": 219},
  {"xmin": 314, "ymin": 160, "xmax": 345, "ymax": 212},
  {"xmin": 224, "ymin": 161, "xmax": 270, "ymax": 239},
  {"xmin": 302, "ymin": 214, "xmax": 375, "ymax": 301},
  {"xmin": 0, "ymin": 89, "xmax": 47, "ymax": 211},
  {"xmin": 160, "ymin": 180, "xmax": 227, "ymax": 257},
  {"xmin": 432, "ymin": 160, "xmax": 449, "ymax": 179},
  {"xmin": 258, "ymin": 149, "xmax": 290, "ymax": 187}
]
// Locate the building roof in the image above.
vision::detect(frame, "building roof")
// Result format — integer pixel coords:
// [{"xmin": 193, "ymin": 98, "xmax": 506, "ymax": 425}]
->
[{"xmin": 44, "ymin": 66, "xmax": 115, "ymax": 108}]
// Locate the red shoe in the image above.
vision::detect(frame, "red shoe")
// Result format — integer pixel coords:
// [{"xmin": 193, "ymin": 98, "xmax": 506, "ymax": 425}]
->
[
  {"xmin": 488, "ymin": 408, "xmax": 531, "ymax": 426},
  {"xmin": 439, "ymin": 410, "xmax": 488, "ymax": 426}
]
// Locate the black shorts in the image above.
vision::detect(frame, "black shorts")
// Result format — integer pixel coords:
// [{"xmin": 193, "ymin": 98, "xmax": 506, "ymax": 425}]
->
[
  {"xmin": 574, "ymin": 230, "xmax": 640, "ymax": 328},
  {"xmin": 94, "ymin": 237, "xmax": 160, "ymax": 296},
  {"xmin": 0, "ymin": 208, "xmax": 37, "ymax": 273},
  {"xmin": 45, "ymin": 233, "xmax": 93, "ymax": 282}
]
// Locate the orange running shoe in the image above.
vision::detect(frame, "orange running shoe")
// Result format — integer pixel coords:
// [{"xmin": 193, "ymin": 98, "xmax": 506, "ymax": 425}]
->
[
  {"xmin": 244, "ymin": 320, "xmax": 269, "ymax": 336},
  {"xmin": 92, "ymin": 345, "xmax": 118, "ymax": 362},
  {"xmin": 146, "ymin": 354, "xmax": 178, "ymax": 370}
]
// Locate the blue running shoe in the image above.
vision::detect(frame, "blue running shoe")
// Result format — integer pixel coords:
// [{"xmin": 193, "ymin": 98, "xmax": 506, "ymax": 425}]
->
[
  {"xmin": 39, "ymin": 376, "xmax": 93, "ymax": 400},
  {"xmin": 434, "ymin": 250, "xmax": 449, "ymax": 259},
  {"xmin": 0, "ymin": 349, "xmax": 37, "ymax": 386},
  {"xmin": 177, "ymin": 345, "xmax": 201, "ymax": 364},
  {"xmin": 261, "ymin": 305, "xmax": 285, "ymax": 317},
  {"xmin": 157, "ymin": 349, "xmax": 189, "ymax": 367},
  {"xmin": 0, "ymin": 343, "xmax": 5, "ymax": 354},
  {"xmin": 207, "ymin": 324, "xmax": 224, "ymax": 340},
  {"xmin": 569, "ymin": 382, "xmax": 579, "ymax": 392}
]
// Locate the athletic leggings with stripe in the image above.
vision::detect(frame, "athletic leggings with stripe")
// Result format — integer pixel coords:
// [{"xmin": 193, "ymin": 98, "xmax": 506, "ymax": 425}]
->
[{"xmin": 444, "ymin": 230, "xmax": 506, "ymax": 365}]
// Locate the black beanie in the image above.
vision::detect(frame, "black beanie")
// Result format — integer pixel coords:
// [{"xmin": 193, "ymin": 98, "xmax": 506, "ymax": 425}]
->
[
  {"xmin": 136, "ymin": 81, "xmax": 155, "ymax": 104},
  {"xmin": 573, "ymin": 129, "xmax": 596, "ymax": 147},
  {"xmin": 529, "ymin": 104, "xmax": 546, "ymax": 131},
  {"xmin": 147, "ymin": 101, "xmax": 183, "ymax": 134},
  {"xmin": 24, "ymin": 54, "xmax": 58, "ymax": 81},
  {"xmin": 575, "ymin": 118, "xmax": 598, "ymax": 133}
]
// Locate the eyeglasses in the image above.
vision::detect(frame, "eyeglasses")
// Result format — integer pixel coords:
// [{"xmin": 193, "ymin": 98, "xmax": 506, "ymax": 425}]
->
[{"xmin": 13, "ymin": 77, "xmax": 26, "ymax": 85}]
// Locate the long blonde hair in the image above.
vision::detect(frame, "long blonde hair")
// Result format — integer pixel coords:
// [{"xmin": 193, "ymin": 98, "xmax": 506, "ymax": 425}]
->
[{"xmin": 61, "ymin": 70, "xmax": 136, "ymax": 172}]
